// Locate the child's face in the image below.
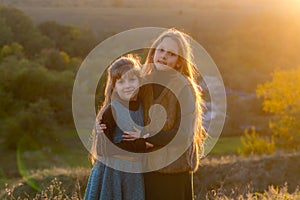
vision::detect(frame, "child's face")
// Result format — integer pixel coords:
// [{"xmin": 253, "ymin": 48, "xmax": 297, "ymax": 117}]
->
[
  {"xmin": 153, "ymin": 37, "xmax": 179, "ymax": 71},
  {"xmin": 115, "ymin": 73, "xmax": 139, "ymax": 101}
]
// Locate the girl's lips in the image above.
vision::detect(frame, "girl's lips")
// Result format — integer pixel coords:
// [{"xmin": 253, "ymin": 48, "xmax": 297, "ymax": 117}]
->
[
  {"xmin": 124, "ymin": 90, "xmax": 134, "ymax": 94},
  {"xmin": 157, "ymin": 60, "xmax": 167, "ymax": 65}
]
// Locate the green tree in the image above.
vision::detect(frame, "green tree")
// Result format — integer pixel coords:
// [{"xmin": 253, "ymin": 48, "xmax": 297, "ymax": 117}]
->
[
  {"xmin": 257, "ymin": 67, "xmax": 300, "ymax": 149},
  {"xmin": 39, "ymin": 48, "xmax": 82, "ymax": 72},
  {"xmin": 41, "ymin": 48, "xmax": 67, "ymax": 71},
  {"xmin": 0, "ymin": 17, "xmax": 13, "ymax": 47},
  {"xmin": 38, "ymin": 21, "xmax": 97, "ymax": 57},
  {"xmin": 0, "ymin": 86, "xmax": 14, "ymax": 118},
  {"xmin": 3, "ymin": 99, "xmax": 57, "ymax": 150},
  {"xmin": 0, "ymin": 6, "xmax": 52, "ymax": 56},
  {"xmin": 0, "ymin": 42, "xmax": 24, "ymax": 59},
  {"xmin": 45, "ymin": 70, "xmax": 74, "ymax": 125},
  {"xmin": 0, "ymin": 56, "xmax": 74, "ymax": 149}
]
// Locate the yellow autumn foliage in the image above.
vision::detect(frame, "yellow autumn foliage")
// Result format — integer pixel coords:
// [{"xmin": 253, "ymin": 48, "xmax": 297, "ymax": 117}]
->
[{"xmin": 256, "ymin": 67, "xmax": 300, "ymax": 148}]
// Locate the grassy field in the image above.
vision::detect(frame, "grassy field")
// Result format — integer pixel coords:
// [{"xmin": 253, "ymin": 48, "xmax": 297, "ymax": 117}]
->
[
  {"xmin": 0, "ymin": 129, "xmax": 90, "ymax": 188},
  {"xmin": 210, "ymin": 136, "xmax": 242, "ymax": 155},
  {"xmin": 1, "ymin": 128, "xmax": 300, "ymax": 199},
  {"xmin": 2, "ymin": 151, "xmax": 300, "ymax": 199},
  {"xmin": 0, "ymin": 129, "xmax": 242, "ymax": 182}
]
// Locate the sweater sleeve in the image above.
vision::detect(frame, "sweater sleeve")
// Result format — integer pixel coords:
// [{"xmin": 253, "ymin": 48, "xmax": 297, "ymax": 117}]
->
[
  {"xmin": 145, "ymin": 86, "xmax": 196, "ymax": 147},
  {"xmin": 97, "ymin": 105, "xmax": 147, "ymax": 156}
]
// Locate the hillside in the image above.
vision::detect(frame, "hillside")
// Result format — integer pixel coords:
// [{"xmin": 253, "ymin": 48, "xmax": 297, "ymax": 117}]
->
[{"xmin": 2, "ymin": 152, "xmax": 300, "ymax": 199}]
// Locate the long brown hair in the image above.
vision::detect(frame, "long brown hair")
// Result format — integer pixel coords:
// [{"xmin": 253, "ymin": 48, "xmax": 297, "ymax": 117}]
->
[
  {"xmin": 142, "ymin": 28, "xmax": 207, "ymax": 164},
  {"xmin": 90, "ymin": 54, "xmax": 141, "ymax": 164}
]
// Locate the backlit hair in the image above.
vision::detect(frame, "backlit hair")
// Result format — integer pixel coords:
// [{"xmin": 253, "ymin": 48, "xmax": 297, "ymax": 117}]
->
[
  {"xmin": 90, "ymin": 54, "xmax": 141, "ymax": 163},
  {"xmin": 143, "ymin": 28, "xmax": 207, "ymax": 163}
]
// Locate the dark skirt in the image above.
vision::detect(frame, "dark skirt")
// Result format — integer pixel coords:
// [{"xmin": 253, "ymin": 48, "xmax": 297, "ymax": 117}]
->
[
  {"xmin": 84, "ymin": 161, "xmax": 145, "ymax": 200},
  {"xmin": 144, "ymin": 171, "xmax": 194, "ymax": 200}
]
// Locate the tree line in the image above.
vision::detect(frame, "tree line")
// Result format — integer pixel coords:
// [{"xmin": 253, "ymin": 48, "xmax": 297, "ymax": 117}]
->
[{"xmin": 0, "ymin": 6, "xmax": 98, "ymax": 150}]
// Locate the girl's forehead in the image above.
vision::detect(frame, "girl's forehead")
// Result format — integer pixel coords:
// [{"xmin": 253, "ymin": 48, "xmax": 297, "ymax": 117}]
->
[
  {"xmin": 157, "ymin": 37, "xmax": 179, "ymax": 54},
  {"xmin": 119, "ymin": 71, "xmax": 138, "ymax": 79}
]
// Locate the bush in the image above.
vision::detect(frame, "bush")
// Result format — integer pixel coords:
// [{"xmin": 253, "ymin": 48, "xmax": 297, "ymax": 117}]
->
[
  {"xmin": 3, "ymin": 99, "xmax": 57, "ymax": 150},
  {"xmin": 238, "ymin": 127, "xmax": 275, "ymax": 156},
  {"xmin": 257, "ymin": 67, "xmax": 300, "ymax": 150}
]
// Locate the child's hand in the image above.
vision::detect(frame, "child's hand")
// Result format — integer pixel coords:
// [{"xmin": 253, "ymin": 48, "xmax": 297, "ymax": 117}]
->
[
  {"xmin": 122, "ymin": 126, "xmax": 141, "ymax": 141},
  {"xmin": 146, "ymin": 142, "xmax": 154, "ymax": 149},
  {"xmin": 95, "ymin": 121, "xmax": 106, "ymax": 134},
  {"xmin": 100, "ymin": 123, "xmax": 107, "ymax": 130}
]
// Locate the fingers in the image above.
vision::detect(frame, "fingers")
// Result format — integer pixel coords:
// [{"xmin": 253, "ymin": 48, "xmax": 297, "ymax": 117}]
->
[
  {"xmin": 123, "ymin": 138, "xmax": 135, "ymax": 141},
  {"xmin": 100, "ymin": 124, "xmax": 107, "ymax": 130},
  {"xmin": 95, "ymin": 121, "xmax": 107, "ymax": 135},
  {"xmin": 127, "ymin": 128, "xmax": 141, "ymax": 138},
  {"xmin": 123, "ymin": 131, "xmax": 134, "ymax": 136},
  {"xmin": 122, "ymin": 132, "xmax": 136, "ymax": 139},
  {"xmin": 142, "ymin": 133, "xmax": 150, "ymax": 139},
  {"xmin": 146, "ymin": 142, "xmax": 154, "ymax": 149},
  {"xmin": 95, "ymin": 124, "xmax": 104, "ymax": 134}
]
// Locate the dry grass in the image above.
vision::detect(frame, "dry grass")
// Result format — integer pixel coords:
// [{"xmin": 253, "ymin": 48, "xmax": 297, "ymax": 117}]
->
[
  {"xmin": 1, "ymin": 151, "xmax": 300, "ymax": 199},
  {"xmin": 204, "ymin": 183, "xmax": 300, "ymax": 200},
  {"xmin": 3, "ymin": 177, "xmax": 300, "ymax": 200}
]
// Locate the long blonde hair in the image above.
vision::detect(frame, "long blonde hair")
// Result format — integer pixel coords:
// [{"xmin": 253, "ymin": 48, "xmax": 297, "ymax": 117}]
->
[
  {"xmin": 90, "ymin": 54, "xmax": 141, "ymax": 164},
  {"xmin": 142, "ymin": 28, "xmax": 207, "ymax": 162}
]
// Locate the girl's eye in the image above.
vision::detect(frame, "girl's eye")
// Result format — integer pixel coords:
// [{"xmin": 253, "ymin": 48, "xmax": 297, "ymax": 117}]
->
[
  {"xmin": 169, "ymin": 52, "xmax": 176, "ymax": 57},
  {"xmin": 129, "ymin": 77, "xmax": 138, "ymax": 82}
]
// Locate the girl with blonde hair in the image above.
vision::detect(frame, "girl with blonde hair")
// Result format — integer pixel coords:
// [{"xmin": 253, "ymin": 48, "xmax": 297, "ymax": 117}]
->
[{"xmin": 140, "ymin": 28, "xmax": 206, "ymax": 200}]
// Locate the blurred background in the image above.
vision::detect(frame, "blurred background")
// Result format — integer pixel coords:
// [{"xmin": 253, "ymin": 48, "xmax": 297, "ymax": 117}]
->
[{"xmin": 0, "ymin": 0, "xmax": 299, "ymax": 199}]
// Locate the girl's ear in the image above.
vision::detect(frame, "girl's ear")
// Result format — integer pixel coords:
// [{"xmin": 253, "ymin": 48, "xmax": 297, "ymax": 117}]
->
[{"xmin": 175, "ymin": 61, "xmax": 182, "ymax": 70}]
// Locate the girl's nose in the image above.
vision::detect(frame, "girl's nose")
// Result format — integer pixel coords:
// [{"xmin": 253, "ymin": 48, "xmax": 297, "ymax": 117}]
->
[
  {"xmin": 124, "ymin": 81, "xmax": 131, "ymax": 88},
  {"xmin": 161, "ymin": 52, "xmax": 167, "ymax": 59}
]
